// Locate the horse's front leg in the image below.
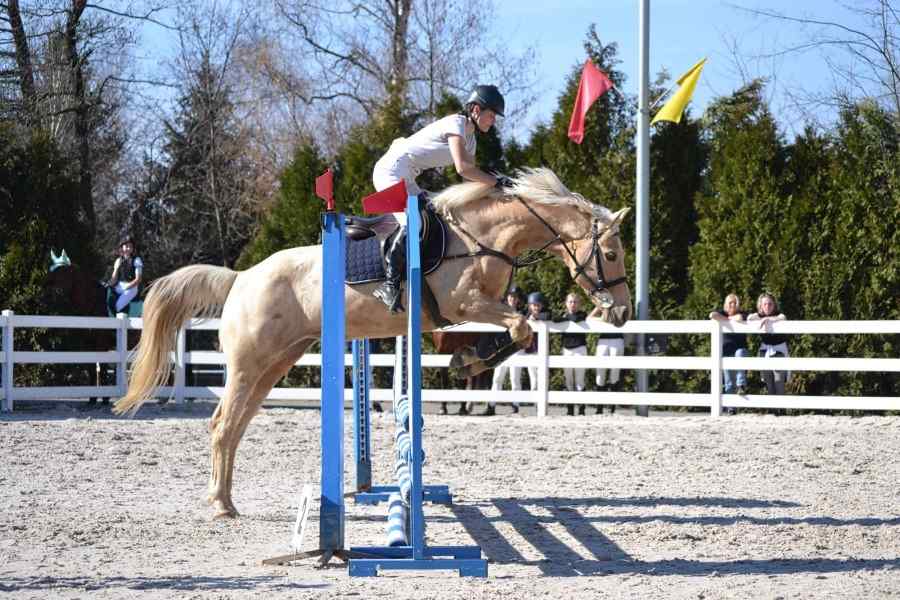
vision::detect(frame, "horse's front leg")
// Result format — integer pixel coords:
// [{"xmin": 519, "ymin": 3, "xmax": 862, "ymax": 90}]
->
[{"xmin": 448, "ymin": 304, "xmax": 531, "ymax": 378}]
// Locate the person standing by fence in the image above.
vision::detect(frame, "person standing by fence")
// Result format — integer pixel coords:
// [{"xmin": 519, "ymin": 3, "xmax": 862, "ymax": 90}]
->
[
  {"xmin": 709, "ymin": 293, "xmax": 749, "ymax": 411},
  {"xmin": 524, "ymin": 292, "xmax": 550, "ymax": 394},
  {"xmin": 555, "ymin": 293, "xmax": 588, "ymax": 416},
  {"xmin": 591, "ymin": 303, "xmax": 625, "ymax": 414},
  {"xmin": 748, "ymin": 292, "xmax": 789, "ymax": 395},
  {"xmin": 487, "ymin": 285, "xmax": 527, "ymax": 415}
]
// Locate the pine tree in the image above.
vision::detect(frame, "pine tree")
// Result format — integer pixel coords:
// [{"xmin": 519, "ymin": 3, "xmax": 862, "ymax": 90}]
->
[{"xmin": 157, "ymin": 55, "xmax": 258, "ymax": 271}]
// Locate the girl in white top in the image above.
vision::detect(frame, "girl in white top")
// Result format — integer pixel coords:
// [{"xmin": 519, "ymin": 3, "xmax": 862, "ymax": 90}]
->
[{"xmin": 371, "ymin": 84, "xmax": 513, "ymax": 313}]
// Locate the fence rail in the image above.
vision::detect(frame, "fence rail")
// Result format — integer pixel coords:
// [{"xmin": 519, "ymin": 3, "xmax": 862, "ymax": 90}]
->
[{"xmin": 2, "ymin": 309, "xmax": 899, "ymax": 415}]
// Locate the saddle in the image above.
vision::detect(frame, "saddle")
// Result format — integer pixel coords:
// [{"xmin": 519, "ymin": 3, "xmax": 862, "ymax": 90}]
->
[{"xmin": 344, "ymin": 203, "xmax": 447, "ymax": 285}]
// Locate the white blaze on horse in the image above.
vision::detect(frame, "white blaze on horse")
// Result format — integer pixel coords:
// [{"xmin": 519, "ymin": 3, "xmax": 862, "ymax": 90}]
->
[{"xmin": 114, "ymin": 167, "xmax": 632, "ymax": 518}]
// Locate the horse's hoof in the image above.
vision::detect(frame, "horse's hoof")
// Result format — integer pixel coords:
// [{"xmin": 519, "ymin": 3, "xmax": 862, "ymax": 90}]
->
[
  {"xmin": 449, "ymin": 347, "xmax": 478, "ymax": 368},
  {"xmin": 451, "ymin": 361, "xmax": 488, "ymax": 379}
]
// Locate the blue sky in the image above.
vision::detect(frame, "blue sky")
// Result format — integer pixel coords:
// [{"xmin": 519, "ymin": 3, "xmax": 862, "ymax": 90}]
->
[{"xmin": 495, "ymin": 0, "xmax": 862, "ymax": 140}]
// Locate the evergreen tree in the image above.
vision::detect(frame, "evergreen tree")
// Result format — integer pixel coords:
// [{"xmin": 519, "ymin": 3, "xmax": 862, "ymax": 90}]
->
[
  {"xmin": 685, "ymin": 81, "xmax": 788, "ymax": 318},
  {"xmin": 157, "ymin": 54, "xmax": 259, "ymax": 271}
]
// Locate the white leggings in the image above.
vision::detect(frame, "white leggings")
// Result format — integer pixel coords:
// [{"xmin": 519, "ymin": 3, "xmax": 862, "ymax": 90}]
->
[
  {"xmin": 113, "ymin": 282, "xmax": 138, "ymax": 312},
  {"xmin": 563, "ymin": 345, "xmax": 587, "ymax": 391},
  {"xmin": 595, "ymin": 338, "xmax": 625, "ymax": 386},
  {"xmin": 373, "ymin": 151, "xmax": 423, "ymax": 228}
]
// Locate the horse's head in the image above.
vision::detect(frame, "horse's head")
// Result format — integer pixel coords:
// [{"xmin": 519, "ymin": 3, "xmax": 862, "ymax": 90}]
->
[
  {"xmin": 560, "ymin": 206, "xmax": 632, "ymax": 327},
  {"xmin": 504, "ymin": 168, "xmax": 633, "ymax": 327}
]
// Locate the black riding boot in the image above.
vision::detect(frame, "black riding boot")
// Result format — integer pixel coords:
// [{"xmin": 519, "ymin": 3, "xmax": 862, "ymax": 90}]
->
[{"xmin": 374, "ymin": 226, "xmax": 406, "ymax": 313}]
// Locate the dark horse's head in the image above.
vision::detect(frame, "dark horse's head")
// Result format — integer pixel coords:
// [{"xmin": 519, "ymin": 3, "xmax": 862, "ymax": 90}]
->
[{"xmin": 44, "ymin": 250, "xmax": 106, "ymax": 316}]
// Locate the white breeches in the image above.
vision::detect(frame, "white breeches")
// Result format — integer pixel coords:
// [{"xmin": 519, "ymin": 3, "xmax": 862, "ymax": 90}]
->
[
  {"xmin": 562, "ymin": 345, "xmax": 587, "ymax": 391},
  {"xmin": 595, "ymin": 338, "xmax": 625, "ymax": 386},
  {"xmin": 373, "ymin": 152, "xmax": 424, "ymax": 228}
]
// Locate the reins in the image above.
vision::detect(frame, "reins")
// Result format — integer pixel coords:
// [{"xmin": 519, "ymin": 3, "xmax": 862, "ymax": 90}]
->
[{"xmin": 441, "ymin": 193, "xmax": 626, "ymax": 306}]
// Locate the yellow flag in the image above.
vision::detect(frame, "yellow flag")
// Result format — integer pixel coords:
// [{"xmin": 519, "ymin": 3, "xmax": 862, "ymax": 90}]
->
[{"xmin": 651, "ymin": 58, "xmax": 707, "ymax": 125}]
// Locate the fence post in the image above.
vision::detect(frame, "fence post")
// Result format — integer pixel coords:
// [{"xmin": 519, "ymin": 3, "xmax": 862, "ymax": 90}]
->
[
  {"xmin": 536, "ymin": 321, "xmax": 550, "ymax": 418},
  {"xmin": 174, "ymin": 324, "xmax": 186, "ymax": 404},
  {"xmin": 2, "ymin": 310, "xmax": 13, "ymax": 412},
  {"xmin": 710, "ymin": 321, "xmax": 722, "ymax": 417},
  {"xmin": 116, "ymin": 313, "xmax": 128, "ymax": 398}
]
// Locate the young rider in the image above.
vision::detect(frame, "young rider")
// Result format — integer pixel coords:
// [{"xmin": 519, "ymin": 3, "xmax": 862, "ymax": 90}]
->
[{"xmin": 371, "ymin": 84, "xmax": 513, "ymax": 313}]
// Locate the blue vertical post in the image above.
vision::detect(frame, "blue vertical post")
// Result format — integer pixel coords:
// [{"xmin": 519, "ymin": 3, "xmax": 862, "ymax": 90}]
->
[
  {"xmin": 320, "ymin": 211, "xmax": 346, "ymax": 554},
  {"xmin": 406, "ymin": 196, "xmax": 425, "ymax": 559},
  {"xmin": 352, "ymin": 338, "xmax": 372, "ymax": 491}
]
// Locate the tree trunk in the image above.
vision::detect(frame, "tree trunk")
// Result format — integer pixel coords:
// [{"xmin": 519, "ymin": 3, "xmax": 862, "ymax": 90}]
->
[
  {"xmin": 389, "ymin": 0, "xmax": 412, "ymax": 100},
  {"xmin": 6, "ymin": 0, "xmax": 37, "ymax": 125},
  {"xmin": 64, "ymin": 0, "xmax": 95, "ymax": 236}
]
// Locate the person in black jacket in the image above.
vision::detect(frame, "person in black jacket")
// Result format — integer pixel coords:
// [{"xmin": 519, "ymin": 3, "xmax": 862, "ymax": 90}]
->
[{"xmin": 555, "ymin": 293, "xmax": 589, "ymax": 416}]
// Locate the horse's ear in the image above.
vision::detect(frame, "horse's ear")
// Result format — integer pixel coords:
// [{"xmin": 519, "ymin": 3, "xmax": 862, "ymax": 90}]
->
[
  {"xmin": 61, "ymin": 249, "xmax": 71, "ymax": 265},
  {"xmin": 50, "ymin": 249, "xmax": 58, "ymax": 262},
  {"xmin": 611, "ymin": 207, "xmax": 631, "ymax": 228}
]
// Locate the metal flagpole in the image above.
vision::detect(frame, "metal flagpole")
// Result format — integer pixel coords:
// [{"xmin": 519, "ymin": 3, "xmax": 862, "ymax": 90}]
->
[{"xmin": 635, "ymin": 0, "xmax": 651, "ymax": 416}]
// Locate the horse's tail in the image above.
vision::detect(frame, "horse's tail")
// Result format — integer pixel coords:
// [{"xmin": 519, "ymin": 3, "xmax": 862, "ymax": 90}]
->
[{"xmin": 113, "ymin": 264, "xmax": 238, "ymax": 417}]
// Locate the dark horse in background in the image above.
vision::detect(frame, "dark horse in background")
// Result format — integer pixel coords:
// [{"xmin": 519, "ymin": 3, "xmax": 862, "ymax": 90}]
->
[
  {"xmin": 431, "ymin": 330, "xmax": 492, "ymax": 415},
  {"xmin": 44, "ymin": 250, "xmax": 142, "ymax": 405}
]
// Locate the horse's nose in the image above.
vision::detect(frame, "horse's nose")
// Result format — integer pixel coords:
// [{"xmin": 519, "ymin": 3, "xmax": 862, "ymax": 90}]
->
[{"xmin": 611, "ymin": 305, "xmax": 629, "ymax": 327}]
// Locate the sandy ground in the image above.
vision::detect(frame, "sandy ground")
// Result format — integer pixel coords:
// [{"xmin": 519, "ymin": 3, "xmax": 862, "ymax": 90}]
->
[{"xmin": 2, "ymin": 401, "xmax": 900, "ymax": 599}]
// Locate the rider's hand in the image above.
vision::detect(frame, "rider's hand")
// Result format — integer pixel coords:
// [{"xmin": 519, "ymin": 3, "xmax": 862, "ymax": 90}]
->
[{"xmin": 494, "ymin": 175, "xmax": 514, "ymax": 189}]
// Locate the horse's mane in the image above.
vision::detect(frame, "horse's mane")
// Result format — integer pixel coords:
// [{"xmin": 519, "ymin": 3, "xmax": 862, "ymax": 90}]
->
[{"xmin": 432, "ymin": 167, "xmax": 613, "ymax": 222}]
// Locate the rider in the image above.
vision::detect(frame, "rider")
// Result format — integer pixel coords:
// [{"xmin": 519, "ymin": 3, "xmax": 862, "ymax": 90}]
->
[
  {"xmin": 371, "ymin": 84, "xmax": 514, "ymax": 313},
  {"xmin": 107, "ymin": 236, "xmax": 143, "ymax": 315}
]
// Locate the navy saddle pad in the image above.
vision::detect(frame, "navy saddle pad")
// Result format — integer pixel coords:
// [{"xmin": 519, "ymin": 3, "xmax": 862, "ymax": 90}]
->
[{"xmin": 344, "ymin": 207, "xmax": 447, "ymax": 285}]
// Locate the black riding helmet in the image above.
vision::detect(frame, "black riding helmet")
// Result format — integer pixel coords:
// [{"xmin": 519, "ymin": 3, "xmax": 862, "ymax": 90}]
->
[
  {"xmin": 466, "ymin": 84, "xmax": 505, "ymax": 117},
  {"xmin": 506, "ymin": 284, "xmax": 526, "ymax": 303}
]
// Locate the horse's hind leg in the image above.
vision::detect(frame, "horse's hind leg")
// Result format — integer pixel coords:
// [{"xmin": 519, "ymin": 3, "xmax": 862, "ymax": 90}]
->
[{"xmin": 206, "ymin": 341, "xmax": 312, "ymax": 518}]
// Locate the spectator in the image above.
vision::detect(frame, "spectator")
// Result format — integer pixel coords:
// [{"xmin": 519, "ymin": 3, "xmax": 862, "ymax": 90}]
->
[
  {"xmin": 747, "ymin": 292, "xmax": 789, "ymax": 395},
  {"xmin": 590, "ymin": 304, "xmax": 625, "ymax": 415},
  {"xmin": 524, "ymin": 291, "xmax": 550, "ymax": 395},
  {"xmin": 555, "ymin": 293, "xmax": 589, "ymax": 416},
  {"xmin": 106, "ymin": 236, "xmax": 143, "ymax": 315},
  {"xmin": 709, "ymin": 293, "xmax": 749, "ymax": 411},
  {"xmin": 487, "ymin": 285, "xmax": 527, "ymax": 415}
]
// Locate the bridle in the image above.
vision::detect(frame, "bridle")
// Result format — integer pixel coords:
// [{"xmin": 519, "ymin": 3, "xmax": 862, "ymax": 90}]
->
[{"xmin": 444, "ymin": 195, "xmax": 628, "ymax": 308}]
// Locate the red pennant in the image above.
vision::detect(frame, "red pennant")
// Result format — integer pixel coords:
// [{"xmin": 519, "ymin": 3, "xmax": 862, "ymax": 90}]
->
[
  {"xmin": 315, "ymin": 169, "xmax": 334, "ymax": 210},
  {"xmin": 362, "ymin": 180, "xmax": 408, "ymax": 214},
  {"xmin": 567, "ymin": 60, "xmax": 614, "ymax": 144}
]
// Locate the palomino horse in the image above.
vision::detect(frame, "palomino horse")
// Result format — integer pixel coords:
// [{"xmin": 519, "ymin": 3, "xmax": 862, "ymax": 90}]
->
[{"xmin": 114, "ymin": 168, "xmax": 632, "ymax": 518}]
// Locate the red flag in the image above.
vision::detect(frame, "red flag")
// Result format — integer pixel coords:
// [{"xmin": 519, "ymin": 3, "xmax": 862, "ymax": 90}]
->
[
  {"xmin": 315, "ymin": 169, "xmax": 334, "ymax": 211},
  {"xmin": 362, "ymin": 180, "xmax": 408, "ymax": 214},
  {"xmin": 567, "ymin": 60, "xmax": 614, "ymax": 144}
]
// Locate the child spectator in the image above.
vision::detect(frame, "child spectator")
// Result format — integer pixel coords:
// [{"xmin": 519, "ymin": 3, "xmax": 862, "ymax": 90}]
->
[
  {"xmin": 524, "ymin": 292, "xmax": 550, "ymax": 393},
  {"xmin": 555, "ymin": 293, "xmax": 589, "ymax": 416}
]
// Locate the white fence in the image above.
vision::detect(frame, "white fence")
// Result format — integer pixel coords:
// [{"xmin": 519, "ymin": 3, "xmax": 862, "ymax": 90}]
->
[{"xmin": 2, "ymin": 309, "xmax": 899, "ymax": 416}]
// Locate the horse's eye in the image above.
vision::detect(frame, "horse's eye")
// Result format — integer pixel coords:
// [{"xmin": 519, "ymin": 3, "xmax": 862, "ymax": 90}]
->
[{"xmin": 604, "ymin": 251, "xmax": 617, "ymax": 261}]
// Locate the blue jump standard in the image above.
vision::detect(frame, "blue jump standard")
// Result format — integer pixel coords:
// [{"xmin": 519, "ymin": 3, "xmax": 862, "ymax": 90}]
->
[
  {"xmin": 313, "ymin": 195, "xmax": 486, "ymax": 577},
  {"xmin": 346, "ymin": 199, "xmax": 487, "ymax": 577}
]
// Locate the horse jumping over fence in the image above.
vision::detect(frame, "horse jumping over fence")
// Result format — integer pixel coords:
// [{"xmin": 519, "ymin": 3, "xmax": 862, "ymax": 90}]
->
[{"xmin": 114, "ymin": 168, "xmax": 632, "ymax": 518}]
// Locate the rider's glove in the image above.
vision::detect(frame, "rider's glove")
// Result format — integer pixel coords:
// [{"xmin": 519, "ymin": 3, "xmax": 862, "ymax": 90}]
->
[{"xmin": 494, "ymin": 175, "xmax": 514, "ymax": 189}]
